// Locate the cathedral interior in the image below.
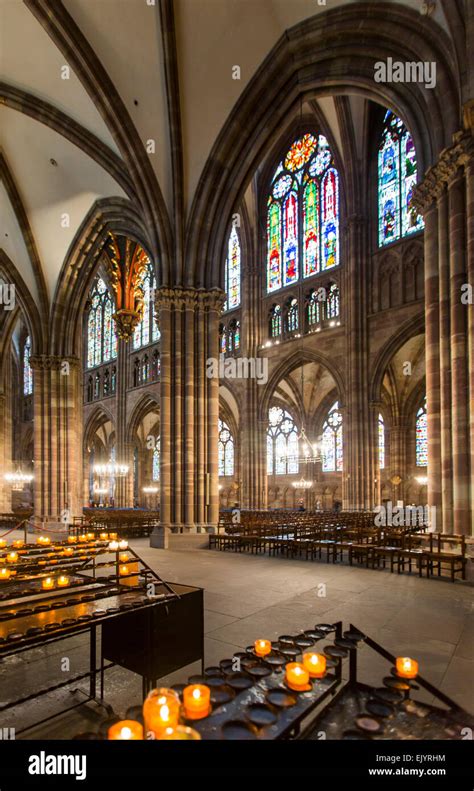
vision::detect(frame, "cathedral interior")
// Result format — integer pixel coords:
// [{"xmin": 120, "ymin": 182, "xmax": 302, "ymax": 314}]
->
[{"xmin": 0, "ymin": 0, "xmax": 473, "ymax": 773}]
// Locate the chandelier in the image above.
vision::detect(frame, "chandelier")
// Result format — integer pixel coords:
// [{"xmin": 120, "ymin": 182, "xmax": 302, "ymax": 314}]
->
[
  {"xmin": 4, "ymin": 470, "xmax": 34, "ymax": 491},
  {"xmin": 292, "ymin": 477, "xmax": 313, "ymax": 490},
  {"xmin": 279, "ymin": 363, "xmax": 325, "ymax": 468},
  {"xmin": 142, "ymin": 485, "xmax": 159, "ymax": 494},
  {"xmin": 93, "ymin": 462, "xmax": 129, "ymax": 477}
]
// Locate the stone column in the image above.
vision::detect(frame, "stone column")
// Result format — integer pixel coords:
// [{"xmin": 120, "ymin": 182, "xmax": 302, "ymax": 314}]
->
[
  {"xmin": 114, "ymin": 340, "xmax": 133, "ymax": 508},
  {"xmin": 448, "ymin": 168, "xmax": 470, "ymax": 534},
  {"xmin": 0, "ymin": 393, "xmax": 12, "ymax": 512},
  {"xmin": 465, "ymin": 159, "xmax": 474, "ymax": 535},
  {"xmin": 438, "ymin": 187, "xmax": 453, "ymax": 532},
  {"xmin": 30, "ymin": 355, "xmax": 82, "ymax": 527},
  {"xmin": 150, "ymin": 287, "xmax": 225, "ymax": 547}
]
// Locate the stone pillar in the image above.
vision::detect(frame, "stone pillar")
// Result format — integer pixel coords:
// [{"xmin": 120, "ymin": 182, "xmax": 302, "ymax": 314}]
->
[
  {"xmin": 448, "ymin": 169, "xmax": 470, "ymax": 534},
  {"xmin": 0, "ymin": 393, "xmax": 12, "ymax": 512},
  {"xmin": 344, "ymin": 215, "xmax": 371, "ymax": 510},
  {"xmin": 438, "ymin": 187, "xmax": 454, "ymax": 532},
  {"xmin": 114, "ymin": 340, "xmax": 133, "ymax": 508},
  {"xmin": 150, "ymin": 287, "xmax": 225, "ymax": 546},
  {"xmin": 30, "ymin": 355, "xmax": 82, "ymax": 527},
  {"xmin": 465, "ymin": 160, "xmax": 474, "ymax": 535}
]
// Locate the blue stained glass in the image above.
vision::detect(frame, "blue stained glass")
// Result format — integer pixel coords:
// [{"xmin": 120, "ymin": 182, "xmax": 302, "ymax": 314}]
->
[
  {"xmin": 86, "ymin": 277, "xmax": 118, "ymax": 369},
  {"xmin": 322, "ymin": 402, "xmax": 343, "ymax": 472},
  {"xmin": 416, "ymin": 397, "xmax": 428, "ymax": 466},
  {"xmin": 378, "ymin": 414, "xmax": 385, "ymax": 470},
  {"xmin": 23, "ymin": 336, "xmax": 33, "ymax": 395},
  {"xmin": 267, "ymin": 406, "xmax": 299, "ymax": 475},
  {"xmin": 283, "ymin": 192, "xmax": 298, "ymax": 285},
  {"xmin": 378, "ymin": 111, "xmax": 424, "ymax": 247},
  {"xmin": 321, "ymin": 169, "xmax": 339, "ymax": 270},
  {"xmin": 152, "ymin": 440, "xmax": 160, "ymax": 481},
  {"xmin": 223, "ymin": 226, "xmax": 241, "ymax": 312},
  {"xmin": 134, "ymin": 262, "xmax": 159, "ymax": 350}
]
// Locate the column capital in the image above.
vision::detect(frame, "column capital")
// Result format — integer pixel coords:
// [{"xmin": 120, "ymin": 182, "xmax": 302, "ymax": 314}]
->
[
  {"xmin": 29, "ymin": 355, "xmax": 80, "ymax": 371},
  {"xmin": 413, "ymin": 132, "xmax": 474, "ymax": 214}
]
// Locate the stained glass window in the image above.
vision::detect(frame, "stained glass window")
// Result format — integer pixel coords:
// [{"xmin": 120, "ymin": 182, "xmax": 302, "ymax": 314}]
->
[
  {"xmin": 270, "ymin": 305, "xmax": 282, "ymax": 337},
  {"xmin": 322, "ymin": 401, "xmax": 343, "ymax": 472},
  {"xmin": 267, "ymin": 406, "xmax": 299, "ymax": 475},
  {"xmin": 416, "ymin": 396, "xmax": 428, "ymax": 466},
  {"xmin": 307, "ymin": 291, "xmax": 321, "ymax": 326},
  {"xmin": 326, "ymin": 284, "xmax": 340, "ymax": 319},
  {"xmin": 378, "ymin": 414, "xmax": 385, "ymax": 470},
  {"xmin": 224, "ymin": 227, "xmax": 241, "ymax": 312},
  {"xmin": 286, "ymin": 298, "xmax": 299, "ymax": 333},
  {"xmin": 23, "ymin": 336, "xmax": 33, "ymax": 395},
  {"xmin": 86, "ymin": 277, "xmax": 118, "ymax": 369},
  {"xmin": 220, "ymin": 324, "xmax": 227, "ymax": 354},
  {"xmin": 152, "ymin": 439, "xmax": 160, "ymax": 481},
  {"xmin": 133, "ymin": 262, "xmax": 160, "ymax": 349},
  {"xmin": 218, "ymin": 419, "xmax": 234, "ymax": 476},
  {"xmin": 378, "ymin": 110, "xmax": 424, "ymax": 247},
  {"xmin": 267, "ymin": 134, "xmax": 339, "ymax": 293}
]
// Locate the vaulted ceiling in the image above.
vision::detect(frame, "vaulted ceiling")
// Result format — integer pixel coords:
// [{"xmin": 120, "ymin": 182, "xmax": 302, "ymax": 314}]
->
[{"xmin": 0, "ymin": 0, "xmax": 459, "ymax": 323}]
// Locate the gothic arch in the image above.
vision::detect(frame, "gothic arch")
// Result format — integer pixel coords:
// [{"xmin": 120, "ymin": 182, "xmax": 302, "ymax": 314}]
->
[
  {"xmin": 126, "ymin": 393, "xmax": 160, "ymax": 446},
  {"xmin": 369, "ymin": 313, "xmax": 426, "ymax": 403},
  {"xmin": 83, "ymin": 404, "xmax": 115, "ymax": 454},
  {"xmin": 0, "ymin": 251, "xmax": 43, "ymax": 357},
  {"xmin": 186, "ymin": 3, "xmax": 459, "ymax": 289},
  {"xmin": 50, "ymin": 198, "xmax": 153, "ymax": 357}
]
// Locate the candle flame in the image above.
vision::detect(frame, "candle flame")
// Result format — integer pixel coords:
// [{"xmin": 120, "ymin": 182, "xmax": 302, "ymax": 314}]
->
[
  {"xmin": 159, "ymin": 705, "xmax": 170, "ymax": 721},
  {"xmin": 294, "ymin": 667, "xmax": 302, "ymax": 676},
  {"xmin": 192, "ymin": 688, "xmax": 201, "ymax": 700},
  {"xmin": 121, "ymin": 727, "xmax": 132, "ymax": 739}
]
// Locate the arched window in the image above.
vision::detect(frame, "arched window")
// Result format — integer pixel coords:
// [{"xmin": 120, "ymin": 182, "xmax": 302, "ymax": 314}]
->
[
  {"xmin": 326, "ymin": 284, "xmax": 340, "ymax": 319},
  {"xmin": 23, "ymin": 336, "xmax": 33, "ymax": 395},
  {"xmin": 269, "ymin": 305, "xmax": 282, "ymax": 338},
  {"xmin": 87, "ymin": 277, "xmax": 118, "ymax": 369},
  {"xmin": 322, "ymin": 401, "xmax": 343, "ymax": 472},
  {"xmin": 416, "ymin": 396, "xmax": 428, "ymax": 466},
  {"xmin": 223, "ymin": 226, "xmax": 241, "ymax": 311},
  {"xmin": 133, "ymin": 262, "xmax": 160, "ymax": 349},
  {"xmin": 378, "ymin": 111, "xmax": 424, "ymax": 247},
  {"xmin": 219, "ymin": 324, "xmax": 227, "ymax": 354},
  {"xmin": 218, "ymin": 419, "xmax": 234, "ymax": 476},
  {"xmin": 267, "ymin": 406, "xmax": 299, "ymax": 475},
  {"xmin": 378, "ymin": 413, "xmax": 385, "ymax": 470},
  {"xmin": 228, "ymin": 320, "xmax": 241, "ymax": 353},
  {"xmin": 267, "ymin": 133, "xmax": 339, "ymax": 293},
  {"xmin": 307, "ymin": 291, "xmax": 321, "ymax": 327},
  {"xmin": 285, "ymin": 298, "xmax": 299, "ymax": 333},
  {"xmin": 152, "ymin": 439, "xmax": 160, "ymax": 481}
]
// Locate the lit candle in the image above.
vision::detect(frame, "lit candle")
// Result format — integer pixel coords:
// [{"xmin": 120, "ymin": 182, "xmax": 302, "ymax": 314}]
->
[
  {"xmin": 118, "ymin": 540, "xmax": 128, "ymax": 550},
  {"xmin": 143, "ymin": 688, "xmax": 180, "ymax": 737},
  {"xmin": 285, "ymin": 662, "xmax": 310, "ymax": 691},
  {"xmin": 0, "ymin": 540, "xmax": 6, "ymax": 549},
  {"xmin": 303, "ymin": 652, "xmax": 327, "ymax": 679},
  {"xmin": 119, "ymin": 564, "xmax": 129, "ymax": 576},
  {"xmin": 99, "ymin": 532, "xmax": 108, "ymax": 540},
  {"xmin": 183, "ymin": 684, "xmax": 211, "ymax": 720},
  {"xmin": 79, "ymin": 534, "xmax": 88, "ymax": 543},
  {"xmin": 67, "ymin": 536, "xmax": 77, "ymax": 544},
  {"xmin": 57, "ymin": 575, "xmax": 70, "ymax": 588},
  {"xmin": 159, "ymin": 726, "xmax": 201, "ymax": 740},
  {"xmin": 0, "ymin": 568, "xmax": 11, "ymax": 581},
  {"xmin": 12, "ymin": 540, "xmax": 24, "ymax": 549},
  {"xmin": 396, "ymin": 657, "xmax": 419, "ymax": 679},
  {"xmin": 108, "ymin": 720, "xmax": 143, "ymax": 740},
  {"xmin": 63, "ymin": 548, "xmax": 74, "ymax": 557},
  {"xmin": 42, "ymin": 577, "xmax": 55, "ymax": 590},
  {"xmin": 6, "ymin": 552, "xmax": 18, "ymax": 563},
  {"xmin": 109, "ymin": 532, "xmax": 118, "ymax": 539},
  {"xmin": 108, "ymin": 541, "xmax": 119, "ymax": 551},
  {"xmin": 119, "ymin": 553, "xmax": 129, "ymax": 563},
  {"xmin": 37, "ymin": 536, "xmax": 50, "ymax": 545},
  {"xmin": 254, "ymin": 639, "xmax": 272, "ymax": 657},
  {"xmin": 86, "ymin": 532, "xmax": 94, "ymax": 540}
]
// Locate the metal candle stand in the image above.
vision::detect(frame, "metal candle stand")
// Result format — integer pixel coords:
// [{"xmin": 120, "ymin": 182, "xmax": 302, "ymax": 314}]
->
[
  {"xmin": 0, "ymin": 538, "xmax": 203, "ymax": 735},
  {"xmin": 152, "ymin": 622, "xmax": 473, "ymax": 741}
]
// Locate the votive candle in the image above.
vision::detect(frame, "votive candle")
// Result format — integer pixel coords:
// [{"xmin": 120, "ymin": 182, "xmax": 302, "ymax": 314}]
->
[
  {"xmin": 67, "ymin": 536, "xmax": 77, "ymax": 544},
  {"xmin": 63, "ymin": 548, "xmax": 74, "ymax": 557},
  {"xmin": 119, "ymin": 553, "xmax": 129, "ymax": 563},
  {"xmin": 143, "ymin": 688, "xmax": 180, "ymax": 737},
  {"xmin": 285, "ymin": 662, "xmax": 310, "ymax": 691},
  {"xmin": 12, "ymin": 540, "xmax": 24, "ymax": 549},
  {"xmin": 183, "ymin": 684, "xmax": 211, "ymax": 720},
  {"xmin": 109, "ymin": 541, "xmax": 119, "ymax": 551},
  {"xmin": 159, "ymin": 726, "xmax": 201, "ymax": 740},
  {"xmin": 303, "ymin": 652, "xmax": 327, "ymax": 679},
  {"xmin": 42, "ymin": 577, "xmax": 55, "ymax": 590},
  {"xmin": 0, "ymin": 568, "xmax": 11, "ymax": 580},
  {"xmin": 0, "ymin": 540, "xmax": 6, "ymax": 549},
  {"xmin": 396, "ymin": 657, "xmax": 419, "ymax": 679},
  {"xmin": 254, "ymin": 639, "xmax": 272, "ymax": 657},
  {"xmin": 57, "ymin": 575, "xmax": 70, "ymax": 588},
  {"xmin": 99, "ymin": 533, "xmax": 108, "ymax": 540},
  {"xmin": 108, "ymin": 720, "xmax": 143, "ymax": 740},
  {"xmin": 118, "ymin": 540, "xmax": 128, "ymax": 550},
  {"xmin": 6, "ymin": 552, "xmax": 18, "ymax": 563}
]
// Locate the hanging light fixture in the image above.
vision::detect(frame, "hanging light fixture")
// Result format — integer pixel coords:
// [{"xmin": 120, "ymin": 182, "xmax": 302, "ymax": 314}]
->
[
  {"xmin": 292, "ymin": 477, "xmax": 313, "ymax": 490},
  {"xmin": 93, "ymin": 462, "xmax": 129, "ymax": 477},
  {"xmin": 142, "ymin": 485, "xmax": 159, "ymax": 494},
  {"xmin": 4, "ymin": 470, "xmax": 34, "ymax": 491},
  {"xmin": 279, "ymin": 363, "xmax": 324, "ymax": 467}
]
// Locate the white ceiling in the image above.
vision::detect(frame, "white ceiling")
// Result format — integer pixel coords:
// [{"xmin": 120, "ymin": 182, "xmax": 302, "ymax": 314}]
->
[{"xmin": 0, "ymin": 0, "xmax": 451, "ymax": 314}]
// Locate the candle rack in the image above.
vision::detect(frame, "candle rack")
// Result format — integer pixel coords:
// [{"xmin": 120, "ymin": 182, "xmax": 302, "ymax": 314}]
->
[{"xmin": 0, "ymin": 539, "xmax": 204, "ymax": 735}]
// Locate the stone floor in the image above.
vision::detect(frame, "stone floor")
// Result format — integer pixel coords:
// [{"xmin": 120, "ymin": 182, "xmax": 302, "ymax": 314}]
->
[{"xmin": 2, "ymin": 539, "xmax": 473, "ymax": 738}]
